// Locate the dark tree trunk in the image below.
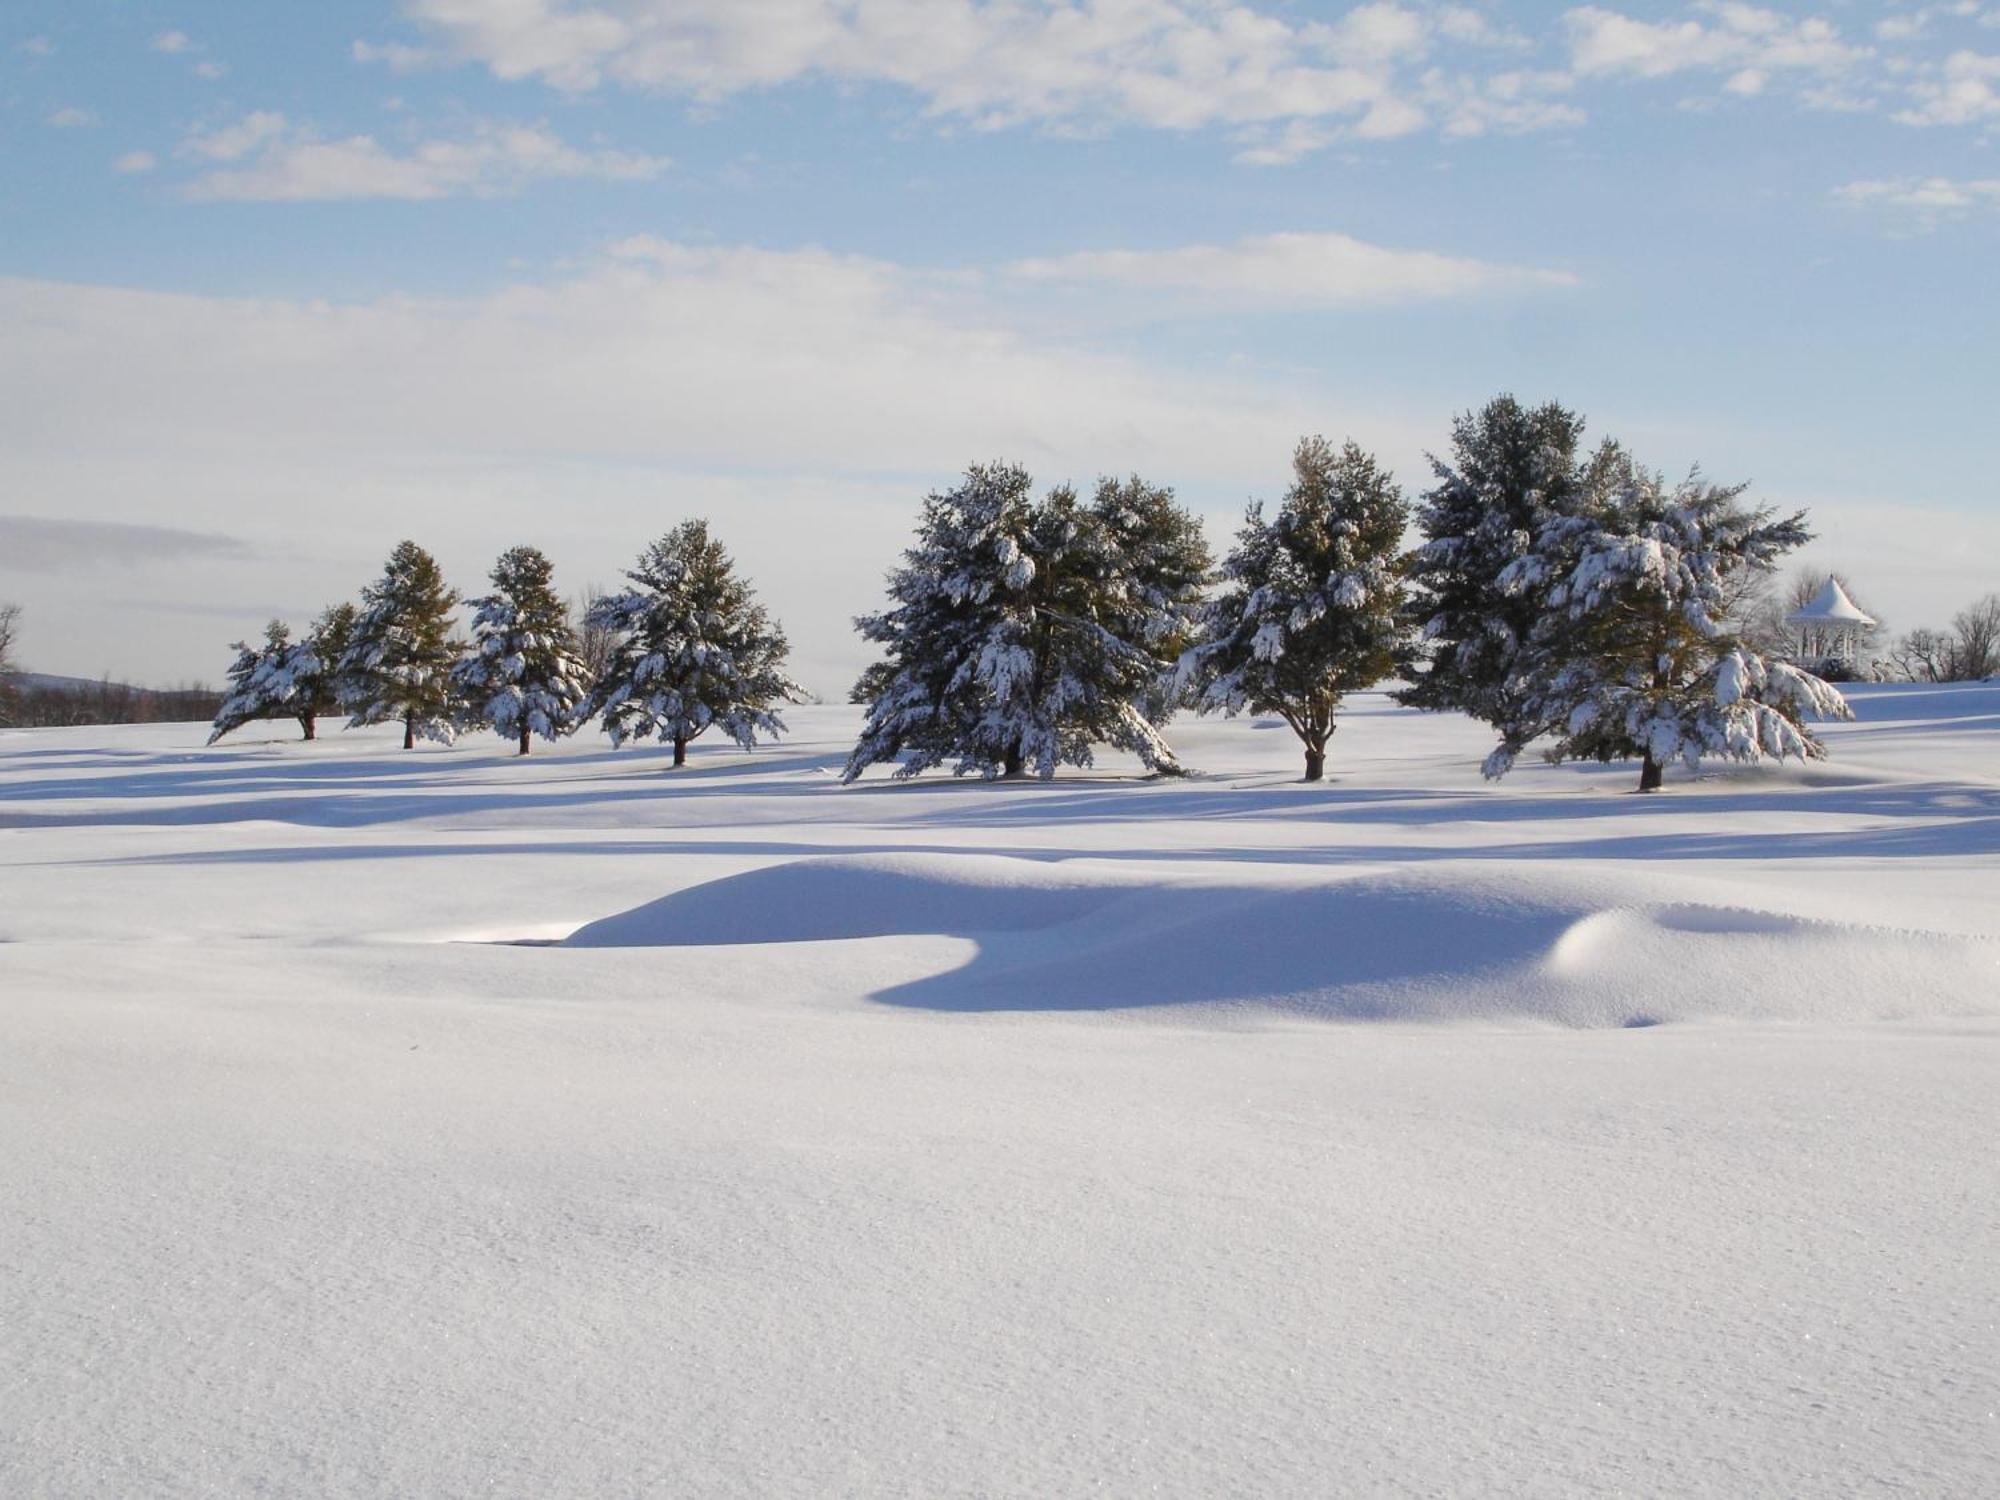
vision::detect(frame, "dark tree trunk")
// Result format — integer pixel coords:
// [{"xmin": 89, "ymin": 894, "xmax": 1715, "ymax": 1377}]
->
[
  {"xmin": 300, "ymin": 712, "xmax": 316, "ymax": 742},
  {"xmin": 519, "ymin": 723, "xmax": 532, "ymax": 757},
  {"xmin": 673, "ymin": 734, "xmax": 688, "ymax": 768},
  {"xmin": 1638, "ymin": 753, "xmax": 1663, "ymax": 793},
  {"xmin": 1002, "ymin": 742, "xmax": 1025, "ymax": 778},
  {"xmin": 403, "ymin": 712, "xmax": 416, "ymax": 751},
  {"xmin": 1303, "ymin": 748, "xmax": 1325, "ymax": 782}
]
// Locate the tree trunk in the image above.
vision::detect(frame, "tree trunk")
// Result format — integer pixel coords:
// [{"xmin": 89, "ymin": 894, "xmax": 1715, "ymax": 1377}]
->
[
  {"xmin": 672, "ymin": 734, "xmax": 688, "ymax": 768},
  {"xmin": 1303, "ymin": 747, "xmax": 1325, "ymax": 782},
  {"xmin": 1638, "ymin": 752, "xmax": 1663, "ymax": 793},
  {"xmin": 1002, "ymin": 742, "xmax": 1025, "ymax": 778},
  {"xmin": 403, "ymin": 713, "xmax": 416, "ymax": 751},
  {"xmin": 519, "ymin": 723, "xmax": 532, "ymax": 757},
  {"xmin": 300, "ymin": 713, "xmax": 316, "ymax": 742}
]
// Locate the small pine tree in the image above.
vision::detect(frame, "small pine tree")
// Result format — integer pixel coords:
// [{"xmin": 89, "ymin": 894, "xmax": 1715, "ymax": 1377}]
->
[
  {"xmin": 340, "ymin": 541, "xmax": 462, "ymax": 749},
  {"xmin": 208, "ymin": 620, "xmax": 298, "ymax": 744},
  {"xmin": 1491, "ymin": 464, "xmax": 1851, "ymax": 791},
  {"xmin": 585, "ymin": 520, "xmax": 800, "ymax": 766},
  {"xmin": 451, "ymin": 546, "xmax": 589, "ymax": 756},
  {"xmin": 1400, "ymin": 396, "xmax": 1613, "ymax": 762},
  {"xmin": 844, "ymin": 463, "xmax": 1210, "ymax": 781},
  {"xmin": 1181, "ymin": 438, "xmax": 1410, "ymax": 781}
]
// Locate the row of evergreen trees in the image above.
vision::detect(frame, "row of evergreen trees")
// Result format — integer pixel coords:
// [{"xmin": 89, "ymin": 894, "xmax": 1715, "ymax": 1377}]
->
[
  {"xmin": 210, "ymin": 521, "xmax": 797, "ymax": 761},
  {"xmin": 212, "ymin": 394, "xmax": 1850, "ymax": 792}
]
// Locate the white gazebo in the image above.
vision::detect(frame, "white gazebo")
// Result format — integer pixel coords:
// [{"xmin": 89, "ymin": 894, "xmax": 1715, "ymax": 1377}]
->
[{"xmin": 1787, "ymin": 576, "xmax": 1876, "ymax": 673}]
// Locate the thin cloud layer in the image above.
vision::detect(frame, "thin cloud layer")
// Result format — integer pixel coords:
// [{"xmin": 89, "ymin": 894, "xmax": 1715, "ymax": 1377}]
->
[
  {"xmin": 179, "ymin": 113, "xmax": 667, "ymax": 201},
  {"xmin": 0, "ymin": 516, "xmax": 246, "ymax": 571},
  {"xmin": 1008, "ymin": 231, "xmax": 1577, "ymax": 307}
]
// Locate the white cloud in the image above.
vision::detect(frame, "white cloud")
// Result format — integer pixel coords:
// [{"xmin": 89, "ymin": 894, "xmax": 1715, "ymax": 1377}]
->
[
  {"xmin": 183, "ymin": 111, "xmax": 289, "ymax": 162},
  {"xmin": 352, "ymin": 38, "xmax": 439, "ymax": 72},
  {"xmin": 1835, "ymin": 173, "xmax": 2000, "ymax": 224},
  {"xmin": 150, "ymin": 30, "xmax": 194, "ymax": 55},
  {"xmin": 194, "ymin": 59, "xmax": 228, "ymax": 80},
  {"xmin": 15, "ymin": 35, "xmax": 54, "ymax": 56},
  {"xmin": 395, "ymin": 0, "xmax": 1579, "ymax": 158},
  {"xmin": 1893, "ymin": 48, "xmax": 2000, "ymax": 123},
  {"xmin": 1564, "ymin": 5, "xmax": 1870, "ymax": 81},
  {"xmin": 46, "ymin": 106, "xmax": 99, "ymax": 128},
  {"xmin": 114, "ymin": 151, "xmax": 158, "ymax": 174},
  {"xmin": 178, "ymin": 114, "xmax": 667, "ymax": 201},
  {"xmin": 1006, "ymin": 231, "xmax": 1577, "ymax": 308}
]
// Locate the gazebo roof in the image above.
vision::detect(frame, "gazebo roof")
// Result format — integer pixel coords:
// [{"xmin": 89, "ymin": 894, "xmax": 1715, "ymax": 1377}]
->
[{"xmin": 1787, "ymin": 576, "xmax": 1876, "ymax": 627}]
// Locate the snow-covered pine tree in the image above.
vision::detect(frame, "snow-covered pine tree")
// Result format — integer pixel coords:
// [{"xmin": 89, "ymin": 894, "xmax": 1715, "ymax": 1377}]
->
[
  {"xmin": 843, "ymin": 463, "xmax": 1210, "ymax": 782},
  {"xmin": 585, "ymin": 520, "xmax": 800, "ymax": 766},
  {"xmin": 339, "ymin": 541, "xmax": 462, "ymax": 750},
  {"xmin": 208, "ymin": 620, "xmax": 297, "ymax": 743},
  {"xmin": 1490, "ymin": 463, "xmax": 1851, "ymax": 791},
  {"xmin": 1180, "ymin": 438, "xmax": 1409, "ymax": 781},
  {"xmin": 451, "ymin": 546, "xmax": 589, "ymax": 756},
  {"xmin": 292, "ymin": 603, "xmax": 356, "ymax": 741},
  {"xmin": 1400, "ymin": 396, "xmax": 1613, "ymax": 765}
]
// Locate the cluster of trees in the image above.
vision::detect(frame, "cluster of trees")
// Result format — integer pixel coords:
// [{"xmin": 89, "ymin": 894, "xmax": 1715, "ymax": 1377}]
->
[
  {"xmin": 208, "ymin": 523, "xmax": 798, "ymax": 757},
  {"xmin": 1884, "ymin": 596, "xmax": 2000, "ymax": 684},
  {"xmin": 846, "ymin": 396, "xmax": 1852, "ymax": 792}
]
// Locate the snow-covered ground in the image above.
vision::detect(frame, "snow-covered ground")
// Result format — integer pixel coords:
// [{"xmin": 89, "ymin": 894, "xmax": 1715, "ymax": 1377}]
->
[{"xmin": 3, "ymin": 685, "xmax": 1995, "ymax": 1496}]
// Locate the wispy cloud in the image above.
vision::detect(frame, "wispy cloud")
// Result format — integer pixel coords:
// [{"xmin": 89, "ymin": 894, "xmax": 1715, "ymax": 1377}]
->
[
  {"xmin": 178, "ymin": 114, "xmax": 667, "ymax": 201},
  {"xmin": 114, "ymin": 151, "xmax": 157, "ymax": 174},
  {"xmin": 150, "ymin": 30, "xmax": 194, "ymax": 55},
  {"xmin": 46, "ymin": 106, "xmax": 99, "ymax": 128},
  {"xmin": 0, "ymin": 516, "xmax": 247, "ymax": 571},
  {"xmin": 1007, "ymin": 231, "xmax": 1577, "ymax": 309},
  {"xmin": 1836, "ymin": 174, "xmax": 2000, "ymax": 227}
]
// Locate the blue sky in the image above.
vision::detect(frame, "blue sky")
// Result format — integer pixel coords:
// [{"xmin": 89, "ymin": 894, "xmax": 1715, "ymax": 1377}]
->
[{"xmin": 3, "ymin": 0, "xmax": 1996, "ymax": 692}]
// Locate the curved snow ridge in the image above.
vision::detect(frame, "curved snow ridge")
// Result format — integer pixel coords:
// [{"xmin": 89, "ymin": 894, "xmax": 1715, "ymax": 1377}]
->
[{"xmin": 564, "ymin": 853, "xmax": 2000, "ymax": 1027}]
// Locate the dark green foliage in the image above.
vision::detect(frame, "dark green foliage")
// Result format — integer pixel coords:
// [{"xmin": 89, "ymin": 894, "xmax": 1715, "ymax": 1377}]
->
[
  {"xmin": 340, "ymin": 541, "xmax": 462, "ymax": 749},
  {"xmin": 1182, "ymin": 438, "xmax": 1409, "ymax": 780}
]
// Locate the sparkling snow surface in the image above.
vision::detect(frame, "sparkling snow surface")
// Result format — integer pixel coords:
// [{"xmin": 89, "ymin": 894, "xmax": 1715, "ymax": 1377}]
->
[{"xmin": 3, "ymin": 685, "xmax": 1996, "ymax": 1496}]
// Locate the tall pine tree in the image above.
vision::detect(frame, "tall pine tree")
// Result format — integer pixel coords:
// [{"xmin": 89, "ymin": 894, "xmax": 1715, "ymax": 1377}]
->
[
  {"xmin": 1181, "ymin": 438, "xmax": 1409, "ymax": 781},
  {"xmin": 1400, "ymin": 396, "xmax": 1613, "ymax": 765},
  {"xmin": 844, "ymin": 463, "xmax": 1210, "ymax": 781},
  {"xmin": 340, "ymin": 541, "xmax": 462, "ymax": 749},
  {"xmin": 451, "ymin": 546, "xmax": 589, "ymax": 755},
  {"xmin": 585, "ymin": 521, "xmax": 799, "ymax": 766}
]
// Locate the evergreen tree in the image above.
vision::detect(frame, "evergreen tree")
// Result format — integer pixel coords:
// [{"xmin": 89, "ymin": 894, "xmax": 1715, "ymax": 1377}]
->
[
  {"xmin": 1491, "ymin": 464, "xmax": 1850, "ymax": 791},
  {"xmin": 293, "ymin": 603, "xmax": 356, "ymax": 741},
  {"xmin": 1400, "ymin": 396, "xmax": 1612, "ymax": 764},
  {"xmin": 1181, "ymin": 438, "xmax": 1409, "ymax": 781},
  {"xmin": 844, "ymin": 462, "xmax": 1211, "ymax": 782},
  {"xmin": 209, "ymin": 620, "xmax": 300, "ymax": 744},
  {"xmin": 451, "ymin": 546, "xmax": 589, "ymax": 755},
  {"xmin": 340, "ymin": 541, "xmax": 462, "ymax": 749},
  {"xmin": 585, "ymin": 520, "xmax": 799, "ymax": 766}
]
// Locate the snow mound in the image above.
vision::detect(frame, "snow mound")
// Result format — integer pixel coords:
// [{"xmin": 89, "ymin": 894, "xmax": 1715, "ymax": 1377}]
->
[{"xmin": 565, "ymin": 853, "xmax": 2000, "ymax": 1026}]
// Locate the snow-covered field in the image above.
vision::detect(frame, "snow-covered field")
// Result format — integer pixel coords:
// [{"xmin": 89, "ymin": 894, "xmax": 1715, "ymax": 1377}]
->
[{"xmin": 3, "ymin": 684, "xmax": 1995, "ymax": 1497}]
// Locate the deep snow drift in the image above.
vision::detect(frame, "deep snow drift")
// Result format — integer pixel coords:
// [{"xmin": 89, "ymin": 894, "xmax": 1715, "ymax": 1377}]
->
[{"xmin": 1, "ymin": 685, "xmax": 1995, "ymax": 1495}]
